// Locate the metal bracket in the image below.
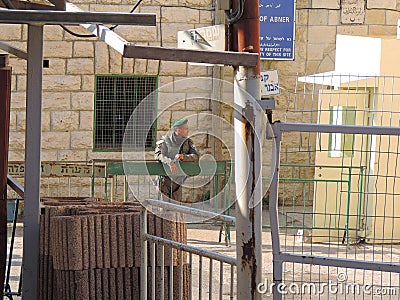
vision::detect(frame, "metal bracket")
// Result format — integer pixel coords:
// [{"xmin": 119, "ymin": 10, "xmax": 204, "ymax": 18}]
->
[{"xmin": 257, "ymin": 98, "xmax": 275, "ymax": 110}]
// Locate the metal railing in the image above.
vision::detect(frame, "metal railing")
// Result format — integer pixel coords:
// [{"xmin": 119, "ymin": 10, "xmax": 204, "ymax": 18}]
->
[{"xmin": 140, "ymin": 198, "xmax": 237, "ymax": 300}]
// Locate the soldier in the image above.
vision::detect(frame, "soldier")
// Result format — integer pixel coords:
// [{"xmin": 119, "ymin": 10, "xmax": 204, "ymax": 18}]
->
[{"xmin": 154, "ymin": 119, "xmax": 199, "ymax": 202}]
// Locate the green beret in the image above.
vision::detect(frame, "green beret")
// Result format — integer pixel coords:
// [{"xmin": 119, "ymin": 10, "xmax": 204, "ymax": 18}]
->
[{"xmin": 172, "ymin": 118, "xmax": 188, "ymax": 127}]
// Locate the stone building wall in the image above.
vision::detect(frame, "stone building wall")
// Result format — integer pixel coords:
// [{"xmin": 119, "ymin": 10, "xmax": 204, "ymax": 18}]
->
[{"xmin": 3, "ymin": 0, "xmax": 400, "ymax": 201}]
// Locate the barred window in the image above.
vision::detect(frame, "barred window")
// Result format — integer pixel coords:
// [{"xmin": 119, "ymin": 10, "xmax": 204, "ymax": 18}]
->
[{"xmin": 94, "ymin": 75, "xmax": 157, "ymax": 151}]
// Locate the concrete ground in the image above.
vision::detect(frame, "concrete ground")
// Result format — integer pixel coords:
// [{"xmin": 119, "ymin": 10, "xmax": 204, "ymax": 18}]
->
[{"xmin": 5, "ymin": 209, "xmax": 400, "ymax": 299}]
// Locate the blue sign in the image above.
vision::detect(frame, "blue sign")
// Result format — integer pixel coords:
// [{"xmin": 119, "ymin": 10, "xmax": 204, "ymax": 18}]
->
[{"xmin": 260, "ymin": 0, "xmax": 296, "ymax": 60}]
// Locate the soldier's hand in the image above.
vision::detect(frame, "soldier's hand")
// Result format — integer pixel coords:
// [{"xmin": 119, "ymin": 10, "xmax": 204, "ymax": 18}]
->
[
  {"xmin": 170, "ymin": 163, "xmax": 178, "ymax": 174},
  {"xmin": 175, "ymin": 154, "xmax": 184, "ymax": 161}
]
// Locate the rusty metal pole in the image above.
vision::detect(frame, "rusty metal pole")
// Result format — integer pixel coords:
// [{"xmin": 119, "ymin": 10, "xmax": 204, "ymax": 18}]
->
[
  {"xmin": 232, "ymin": 0, "xmax": 262, "ymax": 298},
  {"xmin": 0, "ymin": 54, "xmax": 12, "ymax": 299}
]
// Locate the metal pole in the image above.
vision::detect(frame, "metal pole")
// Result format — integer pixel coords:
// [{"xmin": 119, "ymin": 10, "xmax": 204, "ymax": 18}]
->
[
  {"xmin": 140, "ymin": 207, "xmax": 148, "ymax": 300},
  {"xmin": 232, "ymin": 0, "xmax": 262, "ymax": 298},
  {"xmin": 23, "ymin": 24, "xmax": 44, "ymax": 299},
  {"xmin": 0, "ymin": 54, "xmax": 11, "ymax": 299},
  {"xmin": 269, "ymin": 124, "xmax": 282, "ymax": 300}
]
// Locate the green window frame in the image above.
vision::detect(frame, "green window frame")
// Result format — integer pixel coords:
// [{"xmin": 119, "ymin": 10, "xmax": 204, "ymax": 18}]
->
[
  {"xmin": 94, "ymin": 75, "xmax": 158, "ymax": 151},
  {"xmin": 328, "ymin": 106, "xmax": 356, "ymax": 158}
]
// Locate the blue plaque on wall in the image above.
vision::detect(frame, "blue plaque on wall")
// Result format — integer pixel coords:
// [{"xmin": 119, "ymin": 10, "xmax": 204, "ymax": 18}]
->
[{"xmin": 260, "ymin": 0, "xmax": 296, "ymax": 60}]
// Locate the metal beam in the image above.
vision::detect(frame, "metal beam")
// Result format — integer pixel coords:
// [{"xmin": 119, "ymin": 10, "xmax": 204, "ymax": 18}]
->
[
  {"xmin": 23, "ymin": 24, "xmax": 43, "ymax": 299},
  {"xmin": 278, "ymin": 122, "xmax": 400, "ymax": 136},
  {"xmin": 0, "ymin": 54, "xmax": 11, "ymax": 300},
  {"xmin": 123, "ymin": 44, "xmax": 259, "ymax": 67},
  {"xmin": 65, "ymin": 2, "xmax": 129, "ymax": 55},
  {"xmin": 0, "ymin": 42, "xmax": 27, "ymax": 60},
  {"xmin": 0, "ymin": 9, "xmax": 156, "ymax": 26},
  {"xmin": 0, "ymin": 0, "xmax": 56, "ymax": 10}
]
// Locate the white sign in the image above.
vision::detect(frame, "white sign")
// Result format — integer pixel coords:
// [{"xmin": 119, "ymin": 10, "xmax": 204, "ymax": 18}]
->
[
  {"xmin": 178, "ymin": 24, "xmax": 225, "ymax": 51},
  {"xmin": 261, "ymin": 70, "xmax": 280, "ymax": 96}
]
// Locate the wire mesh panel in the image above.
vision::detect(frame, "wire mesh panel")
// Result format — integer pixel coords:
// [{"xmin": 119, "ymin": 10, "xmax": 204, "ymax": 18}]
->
[
  {"xmin": 94, "ymin": 75, "xmax": 157, "ymax": 151},
  {"xmin": 267, "ymin": 74, "xmax": 400, "ymax": 299}
]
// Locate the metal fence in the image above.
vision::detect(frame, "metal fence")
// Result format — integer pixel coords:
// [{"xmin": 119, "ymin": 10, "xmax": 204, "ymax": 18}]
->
[
  {"xmin": 266, "ymin": 74, "xmax": 400, "ymax": 299},
  {"xmin": 140, "ymin": 199, "xmax": 237, "ymax": 300}
]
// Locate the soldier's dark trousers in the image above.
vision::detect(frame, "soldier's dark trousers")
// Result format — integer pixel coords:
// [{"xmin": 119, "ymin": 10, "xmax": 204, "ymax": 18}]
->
[{"xmin": 160, "ymin": 176, "xmax": 182, "ymax": 202}]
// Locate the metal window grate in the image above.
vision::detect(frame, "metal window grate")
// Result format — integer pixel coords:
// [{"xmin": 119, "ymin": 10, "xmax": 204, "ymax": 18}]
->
[{"xmin": 94, "ymin": 75, "xmax": 157, "ymax": 151}]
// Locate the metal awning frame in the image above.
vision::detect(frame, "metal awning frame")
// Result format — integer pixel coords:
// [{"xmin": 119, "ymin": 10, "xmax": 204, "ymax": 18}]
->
[{"xmin": 0, "ymin": 4, "xmax": 259, "ymax": 298}]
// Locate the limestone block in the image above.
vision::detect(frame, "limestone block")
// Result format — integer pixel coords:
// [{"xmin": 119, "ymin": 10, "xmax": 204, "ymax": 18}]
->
[
  {"xmin": 11, "ymin": 75, "xmax": 16, "ymax": 92},
  {"xmin": 16, "ymin": 75, "xmax": 26, "ymax": 91},
  {"xmin": 73, "ymin": 41, "xmax": 94, "ymax": 58},
  {"xmin": 161, "ymin": 23, "xmax": 194, "ymax": 43},
  {"xmin": 58, "ymin": 150, "xmax": 87, "ymax": 161},
  {"xmin": 385, "ymin": 10, "xmax": 400, "ymax": 25},
  {"xmin": 158, "ymin": 76, "xmax": 174, "ymax": 93},
  {"xmin": 43, "ymin": 59, "xmax": 66, "ymax": 75},
  {"xmin": 122, "ymin": 58, "xmax": 134, "ymax": 74},
  {"xmin": 173, "ymin": 77, "xmax": 211, "ymax": 93},
  {"xmin": 96, "ymin": 0, "xmax": 121, "ymax": 5},
  {"xmin": 42, "ymin": 92, "xmax": 71, "ymax": 110},
  {"xmin": 123, "ymin": 0, "xmax": 151, "ymax": 4},
  {"xmin": 185, "ymin": 97, "xmax": 210, "ymax": 111},
  {"xmin": 152, "ymin": 0, "xmax": 178, "ymax": 6},
  {"xmin": 42, "ymin": 132, "xmax": 70, "ymax": 150},
  {"xmin": 95, "ymin": 42, "xmax": 109, "ymax": 74},
  {"xmin": 42, "ymin": 111, "xmax": 51, "ymax": 132},
  {"xmin": 16, "ymin": 112, "xmax": 25, "ymax": 131},
  {"xmin": 297, "ymin": 0, "xmax": 311, "ymax": 8},
  {"xmin": 161, "ymin": 7, "xmax": 199, "ymax": 23},
  {"xmin": 41, "ymin": 150, "xmax": 58, "ymax": 161},
  {"xmin": 308, "ymin": 9, "xmax": 329, "ymax": 25},
  {"xmin": 109, "ymin": 48, "xmax": 122, "ymax": 73},
  {"xmin": 296, "ymin": 10, "xmax": 308, "ymax": 26},
  {"xmin": 44, "ymin": 25, "xmax": 64, "ymax": 41},
  {"xmin": 79, "ymin": 111, "xmax": 94, "ymax": 130},
  {"xmin": 171, "ymin": 111, "xmax": 195, "ymax": 125},
  {"xmin": 197, "ymin": 113, "xmax": 213, "ymax": 130},
  {"xmin": 179, "ymin": 0, "xmax": 212, "ymax": 6},
  {"xmin": 369, "ymin": 25, "xmax": 396, "ymax": 36},
  {"xmin": 71, "ymin": 92, "xmax": 94, "ymax": 110},
  {"xmin": 87, "ymin": 150, "xmax": 123, "ymax": 160},
  {"xmin": 146, "ymin": 60, "xmax": 160, "ymax": 75},
  {"xmin": 312, "ymin": 0, "xmax": 339, "ymax": 9},
  {"xmin": 43, "ymin": 41, "xmax": 73, "ymax": 58},
  {"xmin": 114, "ymin": 25, "xmax": 157, "ymax": 42},
  {"xmin": 160, "ymin": 61, "xmax": 187, "ymax": 76},
  {"xmin": 367, "ymin": 0, "xmax": 396, "ymax": 9},
  {"xmin": 81, "ymin": 75, "xmax": 94, "ymax": 91},
  {"xmin": 157, "ymin": 92, "xmax": 186, "ymax": 111},
  {"xmin": 134, "ymin": 59, "xmax": 147, "ymax": 74},
  {"xmin": 51, "ymin": 111, "xmax": 80, "ymax": 131},
  {"xmin": 200, "ymin": 10, "xmax": 213, "ymax": 23},
  {"xmin": 337, "ymin": 25, "xmax": 368, "ymax": 36},
  {"xmin": 43, "ymin": 75, "xmax": 81, "ymax": 92},
  {"xmin": 10, "ymin": 92, "xmax": 25, "ymax": 110},
  {"xmin": 307, "ymin": 26, "xmax": 337, "ymax": 44},
  {"xmin": 156, "ymin": 110, "xmax": 171, "ymax": 130},
  {"xmin": 9, "ymin": 131, "xmax": 25, "ymax": 150},
  {"xmin": 67, "ymin": 58, "xmax": 94, "ymax": 75},
  {"xmin": 89, "ymin": 4, "xmax": 132, "ymax": 11},
  {"xmin": 328, "ymin": 10, "xmax": 340, "ymax": 25},
  {"xmin": 8, "ymin": 58, "xmax": 26, "ymax": 75},
  {"xmin": 189, "ymin": 133, "xmax": 208, "ymax": 148},
  {"xmin": 71, "ymin": 131, "xmax": 93, "ymax": 149},
  {"xmin": 0, "ymin": 24, "xmax": 22, "ymax": 40},
  {"xmin": 8, "ymin": 151, "xmax": 24, "ymax": 161},
  {"xmin": 9, "ymin": 111, "xmax": 16, "ymax": 131},
  {"xmin": 187, "ymin": 65, "xmax": 210, "ymax": 76}
]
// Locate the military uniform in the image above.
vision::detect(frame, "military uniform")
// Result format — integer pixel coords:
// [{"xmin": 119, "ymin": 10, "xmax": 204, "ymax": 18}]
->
[{"xmin": 154, "ymin": 131, "xmax": 199, "ymax": 202}]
